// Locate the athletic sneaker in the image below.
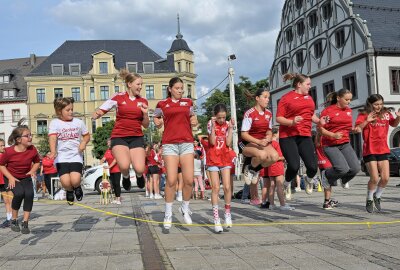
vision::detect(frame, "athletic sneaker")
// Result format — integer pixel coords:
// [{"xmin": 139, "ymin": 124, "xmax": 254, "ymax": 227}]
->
[
  {"xmin": 21, "ymin": 221, "xmax": 30, "ymax": 234},
  {"xmin": 214, "ymin": 218, "xmax": 223, "ymax": 233},
  {"xmin": 366, "ymin": 199, "xmax": 374, "ymax": 213},
  {"xmin": 224, "ymin": 213, "xmax": 232, "ymax": 228},
  {"xmin": 320, "ymin": 170, "xmax": 330, "ymax": 189},
  {"xmin": 74, "ymin": 186, "xmax": 83, "ymax": 201},
  {"xmin": 294, "ymin": 187, "xmax": 302, "ymax": 192},
  {"xmin": 323, "ymin": 201, "xmax": 334, "ymax": 210},
  {"xmin": 341, "ymin": 180, "xmax": 349, "ymax": 189},
  {"xmin": 284, "ymin": 184, "xmax": 292, "ymax": 201},
  {"xmin": 145, "ymin": 191, "xmax": 149, "ymax": 198},
  {"xmin": 154, "ymin": 194, "xmax": 163, "ymax": 200},
  {"xmin": 0, "ymin": 219, "xmax": 10, "ymax": 228},
  {"xmin": 260, "ymin": 201, "xmax": 270, "ymax": 209},
  {"xmin": 122, "ymin": 176, "xmax": 131, "ymax": 191},
  {"xmin": 163, "ymin": 215, "xmax": 172, "ymax": 230},
  {"xmin": 373, "ymin": 194, "xmax": 381, "ymax": 212},
  {"xmin": 149, "ymin": 194, "xmax": 154, "ymax": 199},
  {"xmin": 329, "ymin": 199, "xmax": 339, "ymax": 207},
  {"xmin": 269, "ymin": 204, "xmax": 278, "ymax": 210},
  {"xmin": 66, "ymin": 190, "xmax": 74, "ymax": 205},
  {"xmin": 116, "ymin": 201, "xmax": 121, "ymax": 205},
  {"xmin": 280, "ymin": 204, "xmax": 295, "ymax": 211},
  {"xmin": 304, "ymin": 176, "xmax": 313, "ymax": 195},
  {"xmin": 250, "ymin": 198, "xmax": 261, "ymax": 206},
  {"xmin": 136, "ymin": 175, "xmax": 145, "ymax": 189},
  {"xmin": 10, "ymin": 219, "xmax": 20, "ymax": 232},
  {"xmin": 179, "ymin": 206, "xmax": 193, "ymax": 225},
  {"xmin": 251, "ymin": 171, "xmax": 260, "ymax": 185},
  {"xmin": 241, "ymin": 199, "xmax": 250, "ymax": 204},
  {"xmin": 243, "ymin": 166, "xmax": 258, "ymax": 185}
]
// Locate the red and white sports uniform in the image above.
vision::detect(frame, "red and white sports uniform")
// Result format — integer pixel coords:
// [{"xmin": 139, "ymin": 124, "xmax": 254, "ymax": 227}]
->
[
  {"xmin": 154, "ymin": 98, "xmax": 194, "ymax": 144},
  {"xmin": 267, "ymin": 141, "xmax": 285, "ymax": 177},
  {"xmin": 316, "ymin": 145, "xmax": 332, "ymax": 169},
  {"xmin": 103, "ymin": 149, "xmax": 120, "ymax": 173},
  {"xmin": 194, "ymin": 145, "xmax": 204, "ymax": 159},
  {"xmin": 356, "ymin": 111, "xmax": 395, "ymax": 156},
  {"xmin": 146, "ymin": 149, "xmax": 159, "ymax": 166},
  {"xmin": 276, "ymin": 90, "xmax": 315, "ymax": 138},
  {"xmin": 229, "ymin": 149, "xmax": 237, "ymax": 175},
  {"xmin": 207, "ymin": 120, "xmax": 231, "ymax": 167},
  {"xmin": 99, "ymin": 92, "xmax": 148, "ymax": 138},
  {"xmin": 320, "ymin": 104, "xmax": 353, "ymax": 146},
  {"xmin": 241, "ymin": 107, "xmax": 273, "ymax": 141}
]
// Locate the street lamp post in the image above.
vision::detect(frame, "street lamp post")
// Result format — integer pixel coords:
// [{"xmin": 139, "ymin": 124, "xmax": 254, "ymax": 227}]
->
[
  {"xmin": 148, "ymin": 109, "xmax": 154, "ymax": 143},
  {"xmin": 228, "ymin": 54, "xmax": 239, "ymax": 155}
]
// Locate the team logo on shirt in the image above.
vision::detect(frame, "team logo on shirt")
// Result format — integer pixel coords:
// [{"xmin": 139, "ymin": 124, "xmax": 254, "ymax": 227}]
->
[
  {"xmin": 335, "ymin": 113, "xmax": 339, "ymax": 116},
  {"xmin": 180, "ymin": 102, "xmax": 188, "ymax": 106},
  {"xmin": 254, "ymin": 117, "xmax": 259, "ymax": 121},
  {"xmin": 347, "ymin": 112, "xmax": 351, "ymax": 116},
  {"xmin": 265, "ymin": 115, "xmax": 271, "ymax": 120},
  {"xmin": 121, "ymin": 101, "xmax": 126, "ymax": 105},
  {"xmin": 304, "ymin": 96, "xmax": 309, "ymax": 99},
  {"xmin": 137, "ymin": 102, "xmax": 143, "ymax": 107}
]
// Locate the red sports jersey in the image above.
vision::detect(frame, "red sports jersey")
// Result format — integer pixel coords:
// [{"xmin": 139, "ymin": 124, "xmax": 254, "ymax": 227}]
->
[
  {"xmin": 99, "ymin": 92, "xmax": 148, "ymax": 138},
  {"xmin": 42, "ymin": 156, "xmax": 57, "ymax": 174},
  {"xmin": 207, "ymin": 120, "xmax": 231, "ymax": 167},
  {"xmin": 103, "ymin": 149, "xmax": 120, "ymax": 173},
  {"xmin": 146, "ymin": 149, "xmax": 159, "ymax": 166},
  {"xmin": 0, "ymin": 153, "xmax": 4, "ymax": 185},
  {"xmin": 277, "ymin": 90, "xmax": 315, "ymax": 138},
  {"xmin": 0, "ymin": 145, "xmax": 40, "ymax": 179},
  {"xmin": 154, "ymin": 98, "xmax": 194, "ymax": 144},
  {"xmin": 241, "ymin": 107, "xmax": 272, "ymax": 140},
  {"xmin": 320, "ymin": 104, "xmax": 353, "ymax": 146},
  {"xmin": 194, "ymin": 145, "xmax": 204, "ymax": 159},
  {"xmin": 229, "ymin": 149, "xmax": 237, "ymax": 175},
  {"xmin": 267, "ymin": 141, "xmax": 284, "ymax": 176},
  {"xmin": 316, "ymin": 146, "xmax": 332, "ymax": 169},
  {"xmin": 356, "ymin": 112, "xmax": 395, "ymax": 156}
]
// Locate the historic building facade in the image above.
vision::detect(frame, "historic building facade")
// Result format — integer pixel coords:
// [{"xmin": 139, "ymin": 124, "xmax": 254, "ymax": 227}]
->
[{"xmin": 269, "ymin": 0, "xmax": 400, "ymax": 157}]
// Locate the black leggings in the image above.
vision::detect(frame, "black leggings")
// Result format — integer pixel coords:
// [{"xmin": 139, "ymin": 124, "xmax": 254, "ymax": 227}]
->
[
  {"xmin": 279, "ymin": 136, "xmax": 318, "ymax": 183},
  {"xmin": 44, "ymin": 173, "xmax": 58, "ymax": 195},
  {"xmin": 110, "ymin": 172, "xmax": 121, "ymax": 197},
  {"xmin": 11, "ymin": 177, "xmax": 34, "ymax": 212}
]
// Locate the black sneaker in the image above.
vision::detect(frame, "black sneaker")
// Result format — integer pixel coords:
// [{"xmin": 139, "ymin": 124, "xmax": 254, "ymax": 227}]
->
[
  {"xmin": 366, "ymin": 199, "xmax": 374, "ymax": 213},
  {"xmin": 0, "ymin": 219, "xmax": 10, "ymax": 228},
  {"xmin": 323, "ymin": 201, "xmax": 333, "ymax": 210},
  {"xmin": 122, "ymin": 175, "xmax": 131, "ymax": 191},
  {"xmin": 136, "ymin": 175, "xmax": 145, "ymax": 189},
  {"xmin": 66, "ymin": 190, "xmax": 75, "ymax": 205},
  {"xmin": 260, "ymin": 201, "xmax": 270, "ymax": 209},
  {"xmin": 21, "ymin": 221, "xmax": 30, "ymax": 234},
  {"xmin": 10, "ymin": 219, "xmax": 20, "ymax": 232},
  {"xmin": 329, "ymin": 199, "xmax": 339, "ymax": 207},
  {"xmin": 74, "ymin": 186, "xmax": 83, "ymax": 201},
  {"xmin": 373, "ymin": 194, "xmax": 381, "ymax": 212}
]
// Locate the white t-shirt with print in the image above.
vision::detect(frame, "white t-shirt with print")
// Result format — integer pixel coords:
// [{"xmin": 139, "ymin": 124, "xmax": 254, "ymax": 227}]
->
[{"xmin": 48, "ymin": 118, "xmax": 89, "ymax": 164}]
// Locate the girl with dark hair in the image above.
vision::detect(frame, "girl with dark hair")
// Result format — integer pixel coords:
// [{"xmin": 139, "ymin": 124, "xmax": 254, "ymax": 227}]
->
[
  {"xmin": 49, "ymin": 98, "xmax": 90, "ymax": 205},
  {"xmin": 319, "ymin": 89, "xmax": 360, "ymax": 199},
  {"xmin": 93, "ymin": 69, "xmax": 148, "ymax": 192},
  {"xmin": 207, "ymin": 103, "xmax": 234, "ymax": 232},
  {"xmin": 0, "ymin": 120, "xmax": 41, "ymax": 234},
  {"xmin": 354, "ymin": 94, "xmax": 400, "ymax": 212},
  {"xmin": 146, "ymin": 143, "xmax": 162, "ymax": 199},
  {"xmin": 101, "ymin": 139, "xmax": 122, "ymax": 204},
  {"xmin": 276, "ymin": 73, "xmax": 322, "ymax": 199},
  {"xmin": 154, "ymin": 77, "xmax": 198, "ymax": 230},
  {"xmin": 241, "ymin": 88, "xmax": 279, "ymax": 185}
]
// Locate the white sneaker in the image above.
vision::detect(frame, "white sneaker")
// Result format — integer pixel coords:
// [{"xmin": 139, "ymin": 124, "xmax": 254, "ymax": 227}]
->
[
  {"xmin": 243, "ymin": 166, "xmax": 252, "ymax": 185},
  {"xmin": 284, "ymin": 184, "xmax": 292, "ymax": 201},
  {"xmin": 179, "ymin": 206, "xmax": 193, "ymax": 225},
  {"xmin": 224, "ymin": 213, "xmax": 232, "ymax": 228},
  {"xmin": 321, "ymin": 170, "xmax": 330, "ymax": 189},
  {"xmin": 145, "ymin": 192, "xmax": 149, "ymax": 198},
  {"xmin": 280, "ymin": 204, "xmax": 295, "ymax": 211},
  {"xmin": 116, "ymin": 201, "xmax": 121, "ymax": 205},
  {"xmin": 341, "ymin": 179, "xmax": 349, "ymax": 189},
  {"xmin": 294, "ymin": 187, "xmax": 302, "ymax": 192},
  {"xmin": 214, "ymin": 218, "xmax": 223, "ymax": 233},
  {"xmin": 163, "ymin": 215, "xmax": 172, "ymax": 230},
  {"xmin": 270, "ymin": 204, "xmax": 278, "ymax": 210},
  {"xmin": 154, "ymin": 194, "xmax": 163, "ymax": 199},
  {"xmin": 176, "ymin": 194, "xmax": 183, "ymax": 202},
  {"xmin": 304, "ymin": 176, "xmax": 313, "ymax": 195},
  {"xmin": 150, "ymin": 194, "xmax": 154, "ymax": 199}
]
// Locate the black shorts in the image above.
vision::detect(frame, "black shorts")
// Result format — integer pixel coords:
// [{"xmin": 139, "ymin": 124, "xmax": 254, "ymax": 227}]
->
[
  {"xmin": 178, "ymin": 167, "xmax": 182, "ymax": 174},
  {"xmin": 0, "ymin": 177, "xmax": 10, "ymax": 192},
  {"xmin": 56, "ymin": 162, "xmax": 83, "ymax": 176},
  {"xmin": 111, "ymin": 136, "xmax": 145, "ymax": 149},
  {"xmin": 148, "ymin": 165, "xmax": 160, "ymax": 174},
  {"xmin": 363, "ymin": 154, "xmax": 388, "ymax": 163}
]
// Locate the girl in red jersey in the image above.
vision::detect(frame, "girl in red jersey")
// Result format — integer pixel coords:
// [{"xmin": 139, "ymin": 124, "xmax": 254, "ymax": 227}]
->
[
  {"xmin": 241, "ymin": 88, "xmax": 279, "ymax": 185},
  {"xmin": 40, "ymin": 152, "xmax": 58, "ymax": 197},
  {"xmin": 146, "ymin": 143, "xmax": 162, "ymax": 199},
  {"xmin": 207, "ymin": 104, "xmax": 234, "ymax": 233},
  {"xmin": 93, "ymin": 69, "xmax": 148, "ymax": 191},
  {"xmin": 101, "ymin": 139, "xmax": 122, "ymax": 204},
  {"xmin": 154, "ymin": 77, "xmax": 198, "ymax": 230},
  {"xmin": 276, "ymin": 73, "xmax": 323, "ymax": 199},
  {"xmin": 319, "ymin": 89, "xmax": 360, "ymax": 195},
  {"xmin": 354, "ymin": 94, "xmax": 400, "ymax": 213},
  {"xmin": 0, "ymin": 120, "xmax": 41, "ymax": 234}
]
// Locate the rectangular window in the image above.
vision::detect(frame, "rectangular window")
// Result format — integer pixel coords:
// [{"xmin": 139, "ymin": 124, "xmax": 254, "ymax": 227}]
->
[
  {"xmin": 0, "ymin": 133, "xmax": 4, "ymax": 141},
  {"xmin": 126, "ymin": 62, "xmax": 137, "ymax": 73},
  {"xmin": 69, "ymin": 64, "xmax": 81, "ymax": 76},
  {"xmin": 102, "ymin": 117, "xmax": 110, "ymax": 126},
  {"xmin": 52, "ymin": 64, "xmax": 63, "ymax": 75},
  {"xmin": 309, "ymin": 87, "xmax": 317, "ymax": 107},
  {"xmin": 54, "ymin": 88, "xmax": 63, "ymax": 99},
  {"xmin": 390, "ymin": 68, "xmax": 400, "ymax": 94},
  {"xmin": 335, "ymin": 28, "xmax": 345, "ymax": 48},
  {"xmin": 177, "ymin": 62, "xmax": 181, "ymax": 73},
  {"xmin": 323, "ymin": 80, "xmax": 335, "ymax": 97},
  {"xmin": 296, "ymin": 51, "xmax": 304, "ymax": 67},
  {"xmin": 37, "ymin": 120, "xmax": 47, "ymax": 135},
  {"xmin": 90, "ymin": 87, "xmax": 95, "ymax": 100},
  {"xmin": 322, "ymin": 1, "xmax": 333, "ymax": 20},
  {"xmin": 0, "ymin": 110, "xmax": 4, "ymax": 123},
  {"xmin": 285, "ymin": 28, "xmax": 293, "ymax": 43},
  {"xmin": 3, "ymin": 89, "xmax": 15, "ymax": 99},
  {"xmin": 297, "ymin": 20, "xmax": 305, "ymax": 36},
  {"xmin": 0, "ymin": 75, "xmax": 9, "ymax": 84},
  {"xmin": 146, "ymin": 85, "xmax": 155, "ymax": 99},
  {"xmin": 187, "ymin": 84, "xmax": 192, "ymax": 98},
  {"xmin": 143, "ymin": 63, "xmax": 154, "ymax": 74},
  {"xmin": 162, "ymin": 85, "xmax": 168, "ymax": 99},
  {"xmin": 314, "ymin": 41, "xmax": 323, "ymax": 59},
  {"xmin": 92, "ymin": 120, "xmax": 97, "ymax": 133},
  {"xmin": 36, "ymin": 89, "xmax": 45, "ymax": 103},
  {"xmin": 100, "ymin": 86, "xmax": 109, "ymax": 100},
  {"xmin": 343, "ymin": 72, "xmax": 358, "ymax": 99},
  {"xmin": 99, "ymin": 62, "xmax": 108, "ymax": 74},
  {"xmin": 72, "ymin": 87, "xmax": 81, "ymax": 101},
  {"xmin": 308, "ymin": 11, "xmax": 318, "ymax": 29},
  {"xmin": 281, "ymin": 60, "xmax": 288, "ymax": 74},
  {"xmin": 12, "ymin": 109, "xmax": 20, "ymax": 122},
  {"xmin": 115, "ymin": 86, "xmax": 120, "ymax": 93}
]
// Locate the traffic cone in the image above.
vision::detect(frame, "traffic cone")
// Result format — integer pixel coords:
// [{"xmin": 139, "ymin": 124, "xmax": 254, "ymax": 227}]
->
[{"xmin": 317, "ymin": 181, "xmax": 323, "ymax": 192}]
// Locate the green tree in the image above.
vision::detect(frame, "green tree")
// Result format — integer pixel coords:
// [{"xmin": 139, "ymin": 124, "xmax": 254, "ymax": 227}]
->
[
  {"xmin": 37, "ymin": 131, "xmax": 50, "ymax": 156},
  {"xmin": 92, "ymin": 120, "xmax": 115, "ymax": 159}
]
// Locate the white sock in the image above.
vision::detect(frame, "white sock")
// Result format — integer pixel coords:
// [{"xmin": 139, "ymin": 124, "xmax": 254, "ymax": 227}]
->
[
  {"xmin": 181, "ymin": 200, "xmax": 190, "ymax": 211},
  {"xmin": 367, "ymin": 190, "xmax": 375, "ymax": 200},
  {"xmin": 177, "ymin": 190, "xmax": 183, "ymax": 197},
  {"xmin": 375, "ymin": 187, "xmax": 384, "ymax": 198},
  {"xmin": 165, "ymin": 202, "xmax": 173, "ymax": 216},
  {"xmin": 122, "ymin": 174, "xmax": 129, "ymax": 178},
  {"xmin": 6, "ymin": 212, "xmax": 12, "ymax": 220}
]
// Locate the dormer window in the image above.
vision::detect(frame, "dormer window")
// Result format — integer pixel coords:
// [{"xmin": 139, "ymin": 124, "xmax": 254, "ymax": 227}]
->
[
  {"xmin": 143, "ymin": 62, "xmax": 154, "ymax": 74},
  {"xmin": 69, "ymin": 64, "xmax": 81, "ymax": 76},
  {"xmin": 52, "ymin": 64, "xmax": 64, "ymax": 75},
  {"xmin": 126, "ymin": 62, "xmax": 138, "ymax": 73},
  {"xmin": 2, "ymin": 89, "xmax": 15, "ymax": 99},
  {"xmin": 99, "ymin": 62, "xmax": 108, "ymax": 74},
  {"xmin": 0, "ymin": 75, "xmax": 10, "ymax": 84}
]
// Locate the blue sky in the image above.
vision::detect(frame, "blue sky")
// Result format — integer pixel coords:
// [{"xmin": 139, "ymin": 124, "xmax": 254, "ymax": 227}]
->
[{"xmin": 1, "ymin": 0, "xmax": 285, "ymax": 103}]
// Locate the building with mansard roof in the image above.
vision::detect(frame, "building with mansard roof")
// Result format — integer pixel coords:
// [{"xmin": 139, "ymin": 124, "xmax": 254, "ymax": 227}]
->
[{"xmin": 269, "ymin": 0, "xmax": 400, "ymax": 157}]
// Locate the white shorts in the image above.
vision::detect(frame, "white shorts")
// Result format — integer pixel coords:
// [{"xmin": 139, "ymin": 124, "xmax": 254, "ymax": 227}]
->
[{"xmin": 162, "ymin": 143, "xmax": 194, "ymax": 156}]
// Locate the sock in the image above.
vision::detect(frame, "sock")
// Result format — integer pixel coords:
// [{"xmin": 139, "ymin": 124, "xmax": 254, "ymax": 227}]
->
[
  {"xmin": 367, "ymin": 190, "xmax": 375, "ymax": 200},
  {"xmin": 181, "ymin": 200, "xmax": 190, "ymax": 211},
  {"xmin": 284, "ymin": 181, "xmax": 290, "ymax": 187},
  {"xmin": 375, "ymin": 187, "xmax": 384, "ymax": 198},
  {"xmin": 213, "ymin": 205, "xmax": 219, "ymax": 219},
  {"xmin": 177, "ymin": 190, "xmax": 183, "ymax": 198},
  {"xmin": 224, "ymin": 204, "xmax": 231, "ymax": 215},
  {"xmin": 122, "ymin": 174, "xmax": 129, "ymax": 179},
  {"xmin": 324, "ymin": 199, "xmax": 330, "ymax": 202},
  {"xmin": 165, "ymin": 202, "xmax": 173, "ymax": 216},
  {"xmin": 6, "ymin": 212, "xmax": 12, "ymax": 220}
]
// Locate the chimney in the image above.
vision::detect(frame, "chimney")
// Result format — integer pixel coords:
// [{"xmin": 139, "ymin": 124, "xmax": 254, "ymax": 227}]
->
[{"xmin": 30, "ymin": 53, "xmax": 36, "ymax": 67}]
